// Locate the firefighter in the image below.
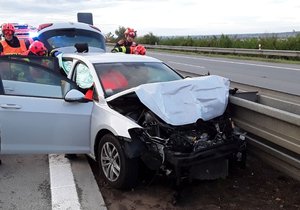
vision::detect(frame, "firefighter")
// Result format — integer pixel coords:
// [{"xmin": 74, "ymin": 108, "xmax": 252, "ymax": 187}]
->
[
  {"xmin": 22, "ymin": 41, "xmax": 51, "ymax": 83},
  {"xmin": 0, "ymin": 23, "xmax": 31, "ymax": 55},
  {"xmin": 111, "ymin": 27, "xmax": 146, "ymax": 55},
  {"xmin": 23, "ymin": 40, "xmax": 48, "ymax": 56},
  {"xmin": 114, "ymin": 27, "xmax": 137, "ymax": 48}
]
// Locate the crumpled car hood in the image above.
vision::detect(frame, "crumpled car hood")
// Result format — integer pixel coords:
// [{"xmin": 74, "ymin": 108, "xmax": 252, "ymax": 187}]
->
[{"xmin": 108, "ymin": 75, "xmax": 230, "ymax": 126}]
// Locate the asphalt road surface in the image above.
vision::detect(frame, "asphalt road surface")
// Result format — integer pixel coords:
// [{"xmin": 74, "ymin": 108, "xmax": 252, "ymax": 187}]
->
[
  {"xmin": 147, "ymin": 51, "xmax": 300, "ymax": 96},
  {"xmin": 0, "ymin": 155, "xmax": 51, "ymax": 210},
  {"xmin": 0, "ymin": 154, "xmax": 106, "ymax": 210}
]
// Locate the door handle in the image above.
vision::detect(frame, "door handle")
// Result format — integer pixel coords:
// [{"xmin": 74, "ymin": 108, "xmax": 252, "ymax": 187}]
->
[{"xmin": 0, "ymin": 104, "xmax": 22, "ymax": 109}]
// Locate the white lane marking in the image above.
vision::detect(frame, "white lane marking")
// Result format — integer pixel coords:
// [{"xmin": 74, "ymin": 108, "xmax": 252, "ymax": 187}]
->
[
  {"xmin": 49, "ymin": 154, "xmax": 81, "ymax": 210},
  {"xmin": 151, "ymin": 52, "xmax": 300, "ymax": 72},
  {"xmin": 168, "ymin": 61, "xmax": 205, "ymax": 68}
]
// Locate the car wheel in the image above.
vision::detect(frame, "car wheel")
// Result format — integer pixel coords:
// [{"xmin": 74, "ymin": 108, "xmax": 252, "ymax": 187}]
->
[{"xmin": 98, "ymin": 134, "xmax": 139, "ymax": 189}]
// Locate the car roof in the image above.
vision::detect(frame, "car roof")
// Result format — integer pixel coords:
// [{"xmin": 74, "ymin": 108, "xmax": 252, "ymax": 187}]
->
[
  {"xmin": 63, "ymin": 52, "xmax": 162, "ymax": 64},
  {"xmin": 38, "ymin": 22, "xmax": 101, "ymax": 34}
]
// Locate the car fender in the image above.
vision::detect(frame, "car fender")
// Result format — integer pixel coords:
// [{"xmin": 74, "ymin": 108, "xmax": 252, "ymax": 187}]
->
[{"xmin": 90, "ymin": 103, "xmax": 142, "ymax": 155}]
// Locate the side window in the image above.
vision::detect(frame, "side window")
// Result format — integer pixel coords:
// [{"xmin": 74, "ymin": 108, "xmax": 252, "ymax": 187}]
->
[
  {"xmin": 0, "ymin": 60, "xmax": 76, "ymax": 98},
  {"xmin": 0, "ymin": 60, "xmax": 18, "ymax": 81},
  {"xmin": 74, "ymin": 62, "xmax": 94, "ymax": 89}
]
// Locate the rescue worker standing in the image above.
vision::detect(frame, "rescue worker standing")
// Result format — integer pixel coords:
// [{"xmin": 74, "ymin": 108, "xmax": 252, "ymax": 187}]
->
[
  {"xmin": 111, "ymin": 27, "xmax": 146, "ymax": 55},
  {"xmin": 114, "ymin": 27, "xmax": 137, "ymax": 48},
  {"xmin": 0, "ymin": 23, "xmax": 31, "ymax": 55}
]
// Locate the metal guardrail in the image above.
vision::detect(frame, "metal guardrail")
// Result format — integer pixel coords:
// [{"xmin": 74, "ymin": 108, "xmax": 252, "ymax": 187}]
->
[
  {"xmin": 230, "ymin": 93, "xmax": 300, "ymax": 181},
  {"xmin": 227, "ymin": 81, "xmax": 300, "ymax": 104},
  {"xmin": 246, "ymin": 135, "xmax": 300, "ymax": 182},
  {"xmin": 141, "ymin": 44, "xmax": 300, "ymax": 58},
  {"xmin": 107, "ymin": 43, "xmax": 300, "ymax": 58}
]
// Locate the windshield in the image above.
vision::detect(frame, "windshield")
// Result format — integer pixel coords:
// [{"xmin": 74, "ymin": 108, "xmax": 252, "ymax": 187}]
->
[
  {"xmin": 38, "ymin": 29, "xmax": 106, "ymax": 51},
  {"xmin": 93, "ymin": 62, "xmax": 183, "ymax": 97}
]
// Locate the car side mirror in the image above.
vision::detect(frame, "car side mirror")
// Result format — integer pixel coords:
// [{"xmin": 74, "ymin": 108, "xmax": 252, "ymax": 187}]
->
[{"xmin": 64, "ymin": 89, "xmax": 88, "ymax": 102}]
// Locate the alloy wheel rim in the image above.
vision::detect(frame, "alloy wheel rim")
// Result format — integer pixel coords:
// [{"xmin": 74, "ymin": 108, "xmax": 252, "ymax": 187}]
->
[{"xmin": 101, "ymin": 142, "xmax": 121, "ymax": 182}]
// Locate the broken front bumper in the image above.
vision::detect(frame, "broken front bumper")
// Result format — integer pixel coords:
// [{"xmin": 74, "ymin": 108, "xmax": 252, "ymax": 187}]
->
[{"xmin": 164, "ymin": 136, "xmax": 246, "ymax": 184}]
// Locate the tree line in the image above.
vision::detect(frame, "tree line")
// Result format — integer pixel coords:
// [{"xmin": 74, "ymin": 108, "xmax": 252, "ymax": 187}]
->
[{"xmin": 107, "ymin": 26, "xmax": 300, "ymax": 51}]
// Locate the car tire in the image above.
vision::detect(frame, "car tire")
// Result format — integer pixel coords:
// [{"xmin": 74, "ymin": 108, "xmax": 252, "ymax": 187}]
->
[{"xmin": 98, "ymin": 134, "xmax": 139, "ymax": 189}]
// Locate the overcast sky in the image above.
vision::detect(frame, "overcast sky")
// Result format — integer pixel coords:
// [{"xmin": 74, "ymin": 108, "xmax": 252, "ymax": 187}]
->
[{"xmin": 0, "ymin": 0, "xmax": 299, "ymax": 36}]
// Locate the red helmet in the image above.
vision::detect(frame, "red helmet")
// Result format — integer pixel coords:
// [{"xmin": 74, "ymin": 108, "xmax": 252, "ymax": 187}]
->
[
  {"xmin": 2, "ymin": 23, "xmax": 15, "ymax": 34},
  {"xmin": 124, "ymin": 28, "xmax": 136, "ymax": 38},
  {"xmin": 29, "ymin": 41, "xmax": 48, "ymax": 56}
]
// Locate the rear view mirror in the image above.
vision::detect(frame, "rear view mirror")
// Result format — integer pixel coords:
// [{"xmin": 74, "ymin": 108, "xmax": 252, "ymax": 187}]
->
[{"xmin": 64, "ymin": 89, "xmax": 86, "ymax": 102}]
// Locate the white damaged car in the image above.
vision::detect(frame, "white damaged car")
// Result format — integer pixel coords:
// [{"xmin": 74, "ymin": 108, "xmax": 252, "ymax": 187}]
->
[{"xmin": 0, "ymin": 51, "xmax": 246, "ymax": 189}]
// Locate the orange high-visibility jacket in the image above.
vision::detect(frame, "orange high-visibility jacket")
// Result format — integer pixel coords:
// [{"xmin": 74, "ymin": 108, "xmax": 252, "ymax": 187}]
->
[{"xmin": 0, "ymin": 39, "xmax": 27, "ymax": 55}]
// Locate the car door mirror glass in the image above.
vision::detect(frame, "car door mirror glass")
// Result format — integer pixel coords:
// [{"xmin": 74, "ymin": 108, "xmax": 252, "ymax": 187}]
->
[{"xmin": 64, "ymin": 89, "xmax": 85, "ymax": 102}]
